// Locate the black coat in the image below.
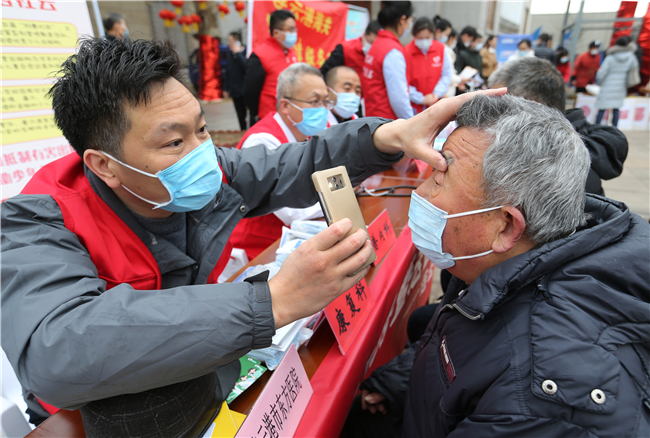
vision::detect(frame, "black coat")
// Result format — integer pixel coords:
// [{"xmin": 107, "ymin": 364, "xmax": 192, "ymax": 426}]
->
[
  {"xmin": 565, "ymin": 108, "xmax": 628, "ymax": 195},
  {"xmin": 363, "ymin": 195, "xmax": 650, "ymax": 437},
  {"xmin": 534, "ymin": 44, "xmax": 556, "ymax": 64},
  {"xmin": 224, "ymin": 48, "xmax": 247, "ymax": 99}
]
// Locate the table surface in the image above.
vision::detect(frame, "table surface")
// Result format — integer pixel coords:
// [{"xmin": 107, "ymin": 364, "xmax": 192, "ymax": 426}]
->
[{"xmin": 25, "ymin": 160, "xmax": 426, "ymax": 437}]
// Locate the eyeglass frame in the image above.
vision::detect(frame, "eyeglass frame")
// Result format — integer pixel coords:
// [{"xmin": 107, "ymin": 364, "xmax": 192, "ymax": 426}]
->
[{"xmin": 283, "ymin": 96, "xmax": 335, "ymax": 110}]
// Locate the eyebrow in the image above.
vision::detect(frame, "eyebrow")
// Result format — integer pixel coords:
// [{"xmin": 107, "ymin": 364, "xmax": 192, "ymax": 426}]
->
[{"xmin": 151, "ymin": 108, "xmax": 205, "ymax": 139}]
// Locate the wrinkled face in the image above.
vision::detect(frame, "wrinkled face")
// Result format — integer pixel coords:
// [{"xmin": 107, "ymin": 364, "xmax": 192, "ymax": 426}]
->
[
  {"xmin": 330, "ymin": 68, "xmax": 361, "ymax": 97},
  {"xmin": 107, "ymin": 78, "xmax": 210, "ymax": 209},
  {"xmin": 281, "ymin": 73, "xmax": 329, "ymax": 124},
  {"xmin": 415, "ymin": 127, "xmax": 500, "ymax": 278}
]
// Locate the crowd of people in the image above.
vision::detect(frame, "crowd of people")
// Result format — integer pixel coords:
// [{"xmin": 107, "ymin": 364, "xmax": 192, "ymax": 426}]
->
[{"xmin": 1, "ymin": 1, "xmax": 649, "ymax": 438}]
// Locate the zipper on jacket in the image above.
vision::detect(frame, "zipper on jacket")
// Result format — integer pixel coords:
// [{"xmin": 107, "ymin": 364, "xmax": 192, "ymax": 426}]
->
[
  {"xmin": 439, "ymin": 302, "xmax": 483, "ymax": 321},
  {"xmin": 197, "ymin": 206, "xmax": 240, "ymax": 270}
]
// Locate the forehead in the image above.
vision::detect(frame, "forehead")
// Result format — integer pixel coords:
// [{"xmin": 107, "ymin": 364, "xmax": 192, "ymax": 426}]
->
[
  {"xmin": 281, "ymin": 17, "xmax": 296, "ymax": 29},
  {"xmin": 123, "ymin": 79, "xmax": 200, "ymax": 134},
  {"xmin": 336, "ymin": 69, "xmax": 360, "ymax": 86},
  {"xmin": 295, "ymin": 74, "xmax": 327, "ymax": 96},
  {"xmin": 443, "ymin": 127, "xmax": 489, "ymax": 169}
]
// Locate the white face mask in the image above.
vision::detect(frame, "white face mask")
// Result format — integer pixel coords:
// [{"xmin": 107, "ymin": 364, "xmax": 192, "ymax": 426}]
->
[
  {"xmin": 590, "ymin": 49, "xmax": 599, "ymax": 56},
  {"xmin": 408, "ymin": 192, "xmax": 503, "ymax": 269},
  {"xmin": 414, "ymin": 38, "xmax": 433, "ymax": 52},
  {"xmin": 362, "ymin": 40, "xmax": 372, "ymax": 55},
  {"xmin": 400, "ymin": 18, "xmax": 411, "ymax": 38},
  {"xmin": 474, "ymin": 42, "xmax": 484, "ymax": 51}
]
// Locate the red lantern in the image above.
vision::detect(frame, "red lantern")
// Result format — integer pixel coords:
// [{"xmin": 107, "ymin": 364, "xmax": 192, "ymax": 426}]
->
[
  {"xmin": 235, "ymin": 1, "xmax": 245, "ymax": 17},
  {"xmin": 158, "ymin": 9, "xmax": 177, "ymax": 27},
  {"xmin": 170, "ymin": 0, "xmax": 184, "ymax": 15},
  {"xmin": 217, "ymin": 3, "xmax": 230, "ymax": 19},
  {"xmin": 178, "ymin": 15, "xmax": 191, "ymax": 33},
  {"xmin": 188, "ymin": 13, "xmax": 201, "ymax": 32},
  {"xmin": 196, "ymin": 0, "xmax": 207, "ymax": 10}
]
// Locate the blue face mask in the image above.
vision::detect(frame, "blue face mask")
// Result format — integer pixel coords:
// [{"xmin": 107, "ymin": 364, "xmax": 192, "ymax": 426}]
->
[
  {"xmin": 280, "ymin": 31, "xmax": 298, "ymax": 49},
  {"xmin": 329, "ymin": 87, "xmax": 360, "ymax": 119},
  {"xmin": 104, "ymin": 138, "xmax": 223, "ymax": 213},
  {"xmin": 287, "ymin": 100, "xmax": 329, "ymax": 136},
  {"xmin": 123, "ymin": 28, "xmax": 129, "ymax": 38},
  {"xmin": 438, "ymin": 35, "xmax": 448, "ymax": 44},
  {"xmin": 408, "ymin": 191, "xmax": 503, "ymax": 269},
  {"xmin": 518, "ymin": 49, "xmax": 529, "ymax": 57}
]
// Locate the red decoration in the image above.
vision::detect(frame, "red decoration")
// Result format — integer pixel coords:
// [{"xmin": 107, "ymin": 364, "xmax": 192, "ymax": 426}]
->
[
  {"xmin": 158, "ymin": 9, "xmax": 177, "ymax": 27},
  {"xmin": 235, "ymin": 0, "xmax": 245, "ymax": 17},
  {"xmin": 198, "ymin": 34, "xmax": 222, "ymax": 101},
  {"xmin": 196, "ymin": 0, "xmax": 207, "ymax": 10},
  {"xmin": 177, "ymin": 15, "xmax": 191, "ymax": 33},
  {"xmin": 218, "ymin": 2, "xmax": 230, "ymax": 19},
  {"xmin": 170, "ymin": 0, "xmax": 184, "ymax": 15},
  {"xmin": 191, "ymin": 13, "xmax": 201, "ymax": 32}
]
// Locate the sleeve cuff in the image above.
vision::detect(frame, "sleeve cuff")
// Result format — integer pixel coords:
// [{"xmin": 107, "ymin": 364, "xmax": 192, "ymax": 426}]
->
[{"xmin": 245, "ymin": 273, "xmax": 276, "ymax": 349}]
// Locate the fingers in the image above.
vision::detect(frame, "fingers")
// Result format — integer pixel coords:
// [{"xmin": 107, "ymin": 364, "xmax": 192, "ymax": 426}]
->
[
  {"xmin": 414, "ymin": 145, "xmax": 447, "ymax": 173},
  {"xmin": 363, "ymin": 392, "xmax": 387, "ymax": 415},
  {"xmin": 361, "ymin": 390, "xmax": 369, "ymax": 410},
  {"xmin": 329, "ymin": 227, "xmax": 369, "ymax": 264},
  {"xmin": 307, "ymin": 218, "xmax": 353, "ymax": 252},
  {"xmin": 337, "ymin": 240, "xmax": 373, "ymax": 277}
]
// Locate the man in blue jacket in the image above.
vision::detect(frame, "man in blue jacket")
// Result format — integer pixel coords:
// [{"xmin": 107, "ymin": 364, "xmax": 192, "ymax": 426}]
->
[{"xmin": 344, "ymin": 94, "xmax": 649, "ymax": 437}]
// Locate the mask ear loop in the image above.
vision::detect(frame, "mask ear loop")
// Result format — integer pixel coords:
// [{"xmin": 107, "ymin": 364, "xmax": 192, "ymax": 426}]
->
[
  {"xmin": 101, "ymin": 152, "xmax": 172, "ymax": 209},
  {"xmin": 443, "ymin": 205, "xmax": 504, "ymax": 219},
  {"xmin": 285, "ymin": 99, "xmax": 304, "ymax": 126}
]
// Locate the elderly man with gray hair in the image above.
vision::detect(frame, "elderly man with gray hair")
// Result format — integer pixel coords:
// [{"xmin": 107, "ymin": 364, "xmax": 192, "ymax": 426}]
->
[
  {"xmin": 343, "ymin": 94, "xmax": 649, "ymax": 438},
  {"xmin": 231, "ymin": 62, "xmax": 331, "ymax": 260},
  {"xmin": 487, "ymin": 56, "xmax": 628, "ymax": 196}
]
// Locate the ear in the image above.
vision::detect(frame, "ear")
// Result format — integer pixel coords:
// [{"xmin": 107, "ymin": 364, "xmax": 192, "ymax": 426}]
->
[
  {"xmin": 278, "ymin": 98, "xmax": 291, "ymax": 117},
  {"xmin": 492, "ymin": 206, "xmax": 527, "ymax": 254},
  {"xmin": 83, "ymin": 149, "xmax": 122, "ymax": 189}
]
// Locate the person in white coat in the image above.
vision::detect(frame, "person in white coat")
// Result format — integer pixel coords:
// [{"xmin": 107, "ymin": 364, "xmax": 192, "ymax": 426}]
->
[{"xmin": 595, "ymin": 37, "xmax": 639, "ymax": 127}]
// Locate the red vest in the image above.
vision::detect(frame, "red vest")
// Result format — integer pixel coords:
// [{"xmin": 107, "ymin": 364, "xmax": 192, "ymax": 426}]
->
[
  {"xmin": 405, "ymin": 39, "xmax": 445, "ymax": 113},
  {"xmin": 341, "ymin": 37, "xmax": 365, "ymax": 79},
  {"xmin": 362, "ymin": 29, "xmax": 407, "ymax": 119},
  {"xmin": 232, "ymin": 112, "xmax": 288, "ymax": 261},
  {"xmin": 20, "ymin": 154, "xmax": 232, "ymax": 292},
  {"xmin": 255, "ymin": 37, "xmax": 297, "ymax": 120}
]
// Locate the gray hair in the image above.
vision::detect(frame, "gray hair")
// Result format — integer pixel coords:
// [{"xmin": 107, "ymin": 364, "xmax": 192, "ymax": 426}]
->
[
  {"xmin": 487, "ymin": 57, "xmax": 566, "ymax": 113},
  {"xmin": 276, "ymin": 62, "xmax": 322, "ymax": 103},
  {"xmin": 456, "ymin": 94, "xmax": 590, "ymax": 246}
]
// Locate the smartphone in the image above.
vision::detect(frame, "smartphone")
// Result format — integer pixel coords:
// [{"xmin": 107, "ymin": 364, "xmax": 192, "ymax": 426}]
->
[{"xmin": 312, "ymin": 166, "xmax": 376, "ymax": 275}]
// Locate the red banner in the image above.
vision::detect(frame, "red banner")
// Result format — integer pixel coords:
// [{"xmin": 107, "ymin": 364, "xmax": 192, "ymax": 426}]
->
[
  {"xmin": 609, "ymin": 1, "xmax": 637, "ymax": 48},
  {"xmin": 638, "ymin": 5, "xmax": 650, "ymax": 81},
  {"xmin": 294, "ymin": 227, "xmax": 435, "ymax": 437},
  {"xmin": 250, "ymin": 0, "xmax": 348, "ymax": 68}
]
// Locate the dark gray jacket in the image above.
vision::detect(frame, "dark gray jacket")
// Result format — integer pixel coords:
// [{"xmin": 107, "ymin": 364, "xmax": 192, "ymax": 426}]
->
[
  {"xmin": 1, "ymin": 119, "xmax": 400, "ymax": 416},
  {"xmin": 363, "ymin": 195, "xmax": 650, "ymax": 437}
]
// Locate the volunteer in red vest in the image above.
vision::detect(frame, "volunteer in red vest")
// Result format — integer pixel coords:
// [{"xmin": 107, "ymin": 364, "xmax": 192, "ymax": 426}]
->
[
  {"xmin": 362, "ymin": 1, "xmax": 414, "ymax": 120},
  {"xmin": 2, "ymin": 37, "xmax": 447, "ymax": 434},
  {"xmin": 231, "ymin": 63, "xmax": 331, "ymax": 260},
  {"xmin": 405, "ymin": 17, "xmax": 452, "ymax": 114},
  {"xmin": 325, "ymin": 65, "xmax": 362, "ymax": 125},
  {"xmin": 244, "ymin": 9, "xmax": 298, "ymax": 124},
  {"xmin": 320, "ymin": 20, "xmax": 380, "ymax": 79},
  {"xmin": 571, "ymin": 40, "xmax": 601, "ymax": 93}
]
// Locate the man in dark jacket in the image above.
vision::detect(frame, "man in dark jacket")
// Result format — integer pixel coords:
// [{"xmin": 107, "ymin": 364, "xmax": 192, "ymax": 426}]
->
[
  {"xmin": 223, "ymin": 31, "xmax": 248, "ymax": 130},
  {"xmin": 533, "ymin": 33, "xmax": 556, "ymax": 63},
  {"xmin": 2, "ymin": 36, "xmax": 500, "ymax": 436},
  {"xmin": 487, "ymin": 56, "xmax": 628, "ymax": 195},
  {"xmin": 343, "ymin": 94, "xmax": 650, "ymax": 438}
]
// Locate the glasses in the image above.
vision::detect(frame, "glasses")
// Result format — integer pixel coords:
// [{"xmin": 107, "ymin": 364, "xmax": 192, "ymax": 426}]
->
[{"xmin": 285, "ymin": 96, "xmax": 334, "ymax": 110}]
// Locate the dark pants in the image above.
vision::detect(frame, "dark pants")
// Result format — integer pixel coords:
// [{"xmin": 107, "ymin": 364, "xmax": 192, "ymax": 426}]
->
[
  {"xmin": 596, "ymin": 109, "xmax": 620, "ymax": 127},
  {"xmin": 232, "ymin": 97, "xmax": 247, "ymax": 131},
  {"xmin": 341, "ymin": 394, "xmax": 403, "ymax": 438},
  {"xmin": 576, "ymin": 87, "xmax": 587, "ymax": 93}
]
